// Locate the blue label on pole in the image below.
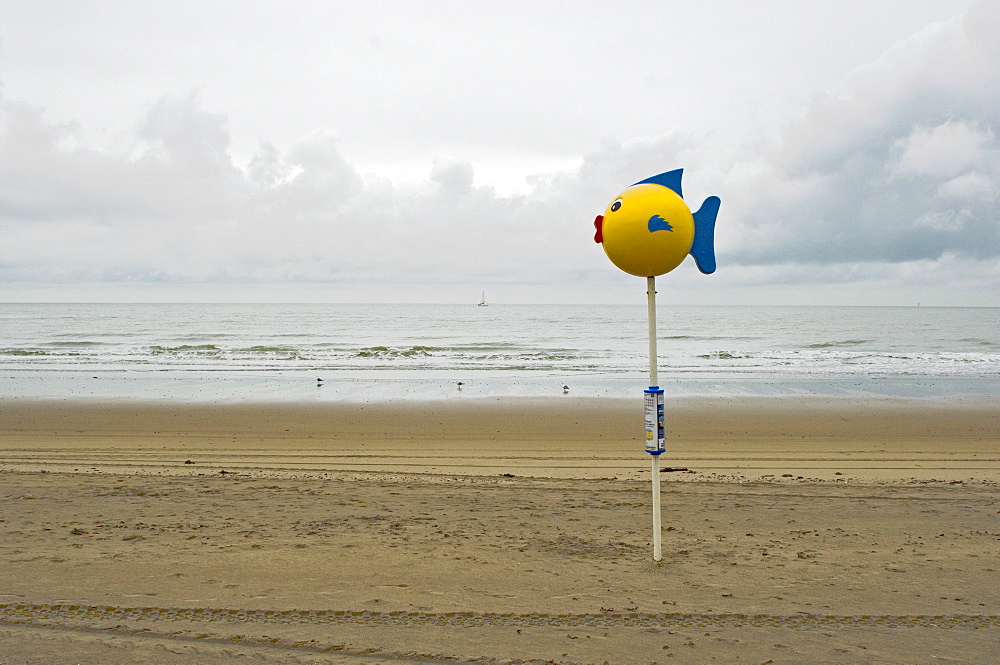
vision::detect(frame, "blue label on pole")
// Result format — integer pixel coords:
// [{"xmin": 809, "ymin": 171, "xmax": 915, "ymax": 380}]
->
[{"xmin": 644, "ymin": 387, "xmax": 665, "ymax": 454}]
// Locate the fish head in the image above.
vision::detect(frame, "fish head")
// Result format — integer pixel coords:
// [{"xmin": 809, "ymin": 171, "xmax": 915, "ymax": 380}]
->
[{"xmin": 598, "ymin": 183, "xmax": 695, "ymax": 277}]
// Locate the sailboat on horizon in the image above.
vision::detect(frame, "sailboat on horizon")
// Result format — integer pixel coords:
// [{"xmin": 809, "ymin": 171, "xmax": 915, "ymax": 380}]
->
[{"xmin": 478, "ymin": 291, "xmax": 488, "ymax": 307}]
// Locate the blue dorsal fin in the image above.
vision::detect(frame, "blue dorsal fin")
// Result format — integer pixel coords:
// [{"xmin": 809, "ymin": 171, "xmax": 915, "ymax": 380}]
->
[{"xmin": 634, "ymin": 169, "xmax": 683, "ymax": 198}]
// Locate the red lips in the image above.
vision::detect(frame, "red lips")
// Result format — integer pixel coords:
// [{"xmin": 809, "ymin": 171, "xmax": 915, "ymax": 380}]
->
[{"xmin": 593, "ymin": 215, "xmax": 604, "ymax": 243}]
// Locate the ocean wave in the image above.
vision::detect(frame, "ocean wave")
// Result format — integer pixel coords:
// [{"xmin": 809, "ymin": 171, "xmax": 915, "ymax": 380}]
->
[
  {"xmin": 356, "ymin": 345, "xmax": 435, "ymax": 358},
  {"xmin": 149, "ymin": 344, "xmax": 222, "ymax": 355},
  {"xmin": 805, "ymin": 339, "xmax": 872, "ymax": 349},
  {"xmin": 45, "ymin": 340, "xmax": 104, "ymax": 347},
  {"xmin": 1, "ymin": 348, "xmax": 53, "ymax": 357},
  {"xmin": 240, "ymin": 345, "xmax": 305, "ymax": 357},
  {"xmin": 958, "ymin": 338, "xmax": 998, "ymax": 348},
  {"xmin": 696, "ymin": 351, "xmax": 752, "ymax": 360},
  {"xmin": 452, "ymin": 342, "xmax": 525, "ymax": 350}
]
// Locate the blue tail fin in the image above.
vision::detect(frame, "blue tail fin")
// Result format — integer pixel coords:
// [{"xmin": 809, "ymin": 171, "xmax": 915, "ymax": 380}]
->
[{"xmin": 690, "ymin": 196, "xmax": 720, "ymax": 274}]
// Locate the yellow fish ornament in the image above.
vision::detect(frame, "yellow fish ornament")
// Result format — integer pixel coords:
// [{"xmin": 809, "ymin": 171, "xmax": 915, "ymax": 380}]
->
[{"xmin": 594, "ymin": 169, "xmax": 720, "ymax": 277}]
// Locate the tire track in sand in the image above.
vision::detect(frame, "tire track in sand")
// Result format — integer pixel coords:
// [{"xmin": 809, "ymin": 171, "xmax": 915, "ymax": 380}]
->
[{"xmin": 2, "ymin": 603, "xmax": 997, "ymax": 629}]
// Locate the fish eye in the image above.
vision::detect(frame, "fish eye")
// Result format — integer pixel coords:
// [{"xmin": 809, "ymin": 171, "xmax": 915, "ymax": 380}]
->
[{"xmin": 611, "ymin": 199, "xmax": 622, "ymax": 212}]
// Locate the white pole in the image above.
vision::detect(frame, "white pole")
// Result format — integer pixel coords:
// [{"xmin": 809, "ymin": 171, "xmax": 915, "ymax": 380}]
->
[
  {"xmin": 647, "ymin": 276, "xmax": 662, "ymax": 562},
  {"xmin": 652, "ymin": 454, "xmax": 661, "ymax": 561},
  {"xmin": 647, "ymin": 277, "xmax": 658, "ymax": 386}
]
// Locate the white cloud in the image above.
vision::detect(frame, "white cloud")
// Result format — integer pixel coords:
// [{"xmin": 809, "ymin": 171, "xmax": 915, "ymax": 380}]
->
[
  {"xmin": 937, "ymin": 171, "xmax": 995, "ymax": 200},
  {"xmin": 893, "ymin": 121, "xmax": 992, "ymax": 178}
]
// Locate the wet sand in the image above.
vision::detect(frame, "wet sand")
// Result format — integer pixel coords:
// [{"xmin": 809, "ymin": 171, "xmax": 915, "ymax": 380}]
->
[{"xmin": 1, "ymin": 396, "xmax": 998, "ymax": 664}]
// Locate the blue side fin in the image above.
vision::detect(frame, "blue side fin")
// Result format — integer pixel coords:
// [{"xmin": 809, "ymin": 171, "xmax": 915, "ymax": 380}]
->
[
  {"xmin": 634, "ymin": 169, "xmax": 683, "ymax": 198},
  {"xmin": 690, "ymin": 196, "xmax": 720, "ymax": 274}
]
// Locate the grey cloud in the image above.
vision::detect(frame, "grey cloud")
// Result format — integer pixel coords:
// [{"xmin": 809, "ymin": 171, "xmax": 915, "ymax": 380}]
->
[
  {"xmin": 430, "ymin": 157, "xmax": 474, "ymax": 195},
  {"xmin": 0, "ymin": 92, "xmax": 608, "ymax": 287},
  {"xmin": 138, "ymin": 94, "xmax": 233, "ymax": 175},
  {"xmin": 725, "ymin": 7, "xmax": 999, "ymax": 268},
  {"xmin": 0, "ymin": 99, "xmax": 137, "ymax": 223}
]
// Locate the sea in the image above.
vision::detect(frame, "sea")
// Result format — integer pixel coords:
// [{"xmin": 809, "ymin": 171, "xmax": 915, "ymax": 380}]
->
[{"xmin": 0, "ymin": 303, "xmax": 997, "ymax": 403}]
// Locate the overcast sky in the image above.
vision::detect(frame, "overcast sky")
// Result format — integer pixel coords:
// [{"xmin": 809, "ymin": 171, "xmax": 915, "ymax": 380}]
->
[{"xmin": 1, "ymin": 0, "xmax": 997, "ymax": 305}]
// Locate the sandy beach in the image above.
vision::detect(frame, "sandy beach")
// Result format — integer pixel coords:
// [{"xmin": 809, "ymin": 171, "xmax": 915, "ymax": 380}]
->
[{"xmin": 1, "ymin": 396, "xmax": 998, "ymax": 664}]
